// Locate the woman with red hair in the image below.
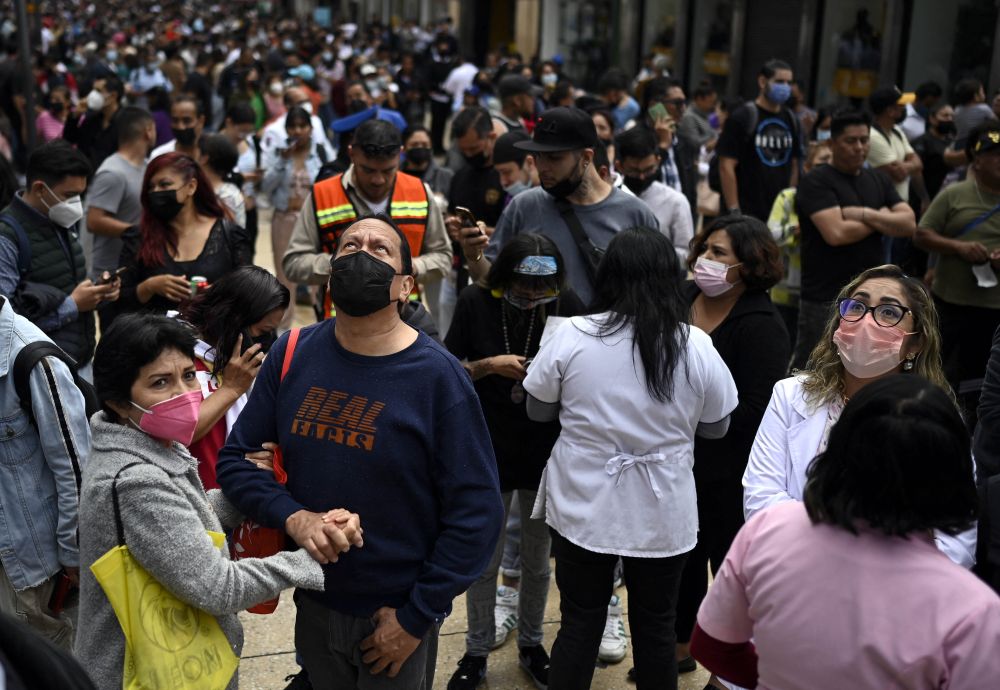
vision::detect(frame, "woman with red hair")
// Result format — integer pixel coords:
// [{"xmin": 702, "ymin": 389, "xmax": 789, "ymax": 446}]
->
[{"xmin": 116, "ymin": 152, "xmax": 252, "ymax": 317}]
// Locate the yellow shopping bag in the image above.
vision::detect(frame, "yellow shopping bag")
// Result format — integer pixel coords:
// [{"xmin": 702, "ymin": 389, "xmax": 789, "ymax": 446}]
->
[{"xmin": 90, "ymin": 465, "xmax": 239, "ymax": 690}]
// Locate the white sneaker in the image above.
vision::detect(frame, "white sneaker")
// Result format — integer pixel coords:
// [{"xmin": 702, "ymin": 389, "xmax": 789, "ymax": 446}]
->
[
  {"xmin": 598, "ymin": 594, "xmax": 627, "ymax": 663},
  {"xmin": 492, "ymin": 585, "xmax": 519, "ymax": 649}
]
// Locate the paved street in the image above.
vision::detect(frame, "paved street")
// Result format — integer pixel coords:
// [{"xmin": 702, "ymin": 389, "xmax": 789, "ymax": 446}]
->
[{"xmin": 240, "ymin": 211, "xmax": 712, "ymax": 690}]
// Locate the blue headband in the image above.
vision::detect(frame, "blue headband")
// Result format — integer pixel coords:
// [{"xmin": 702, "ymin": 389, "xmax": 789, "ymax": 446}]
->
[{"xmin": 514, "ymin": 255, "xmax": 558, "ymax": 276}]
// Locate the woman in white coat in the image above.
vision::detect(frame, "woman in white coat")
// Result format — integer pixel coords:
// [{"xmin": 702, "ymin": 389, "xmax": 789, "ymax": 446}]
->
[{"xmin": 743, "ymin": 264, "xmax": 977, "ymax": 567}]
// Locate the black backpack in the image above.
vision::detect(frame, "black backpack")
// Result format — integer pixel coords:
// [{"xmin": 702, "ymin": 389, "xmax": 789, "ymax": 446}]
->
[{"xmin": 13, "ymin": 341, "xmax": 100, "ymax": 425}]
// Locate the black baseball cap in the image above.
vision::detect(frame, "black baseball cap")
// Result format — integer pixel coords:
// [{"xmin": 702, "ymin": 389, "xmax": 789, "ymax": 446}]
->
[
  {"xmin": 972, "ymin": 127, "xmax": 1000, "ymax": 157},
  {"xmin": 493, "ymin": 130, "xmax": 531, "ymax": 165},
  {"xmin": 869, "ymin": 86, "xmax": 915, "ymax": 114},
  {"xmin": 514, "ymin": 107, "xmax": 598, "ymax": 153}
]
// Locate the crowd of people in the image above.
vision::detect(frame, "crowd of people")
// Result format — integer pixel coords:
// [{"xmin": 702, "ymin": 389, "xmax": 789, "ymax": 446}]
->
[{"xmin": 1, "ymin": 3, "xmax": 1000, "ymax": 690}]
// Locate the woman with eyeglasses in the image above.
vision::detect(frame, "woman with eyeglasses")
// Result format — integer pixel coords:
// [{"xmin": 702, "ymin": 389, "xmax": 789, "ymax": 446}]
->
[{"xmin": 743, "ymin": 264, "xmax": 977, "ymax": 567}]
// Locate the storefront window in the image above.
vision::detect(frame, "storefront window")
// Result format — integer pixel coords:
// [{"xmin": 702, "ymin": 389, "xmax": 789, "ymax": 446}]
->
[
  {"xmin": 688, "ymin": 0, "xmax": 735, "ymax": 94},
  {"xmin": 903, "ymin": 0, "xmax": 997, "ymax": 96},
  {"xmin": 642, "ymin": 0, "xmax": 680, "ymax": 72},
  {"xmin": 814, "ymin": 1, "xmax": 887, "ymax": 107},
  {"xmin": 555, "ymin": 0, "xmax": 616, "ymax": 88}
]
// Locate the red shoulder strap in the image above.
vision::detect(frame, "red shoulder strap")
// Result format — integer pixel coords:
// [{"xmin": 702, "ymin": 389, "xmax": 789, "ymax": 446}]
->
[
  {"xmin": 280, "ymin": 328, "xmax": 301, "ymax": 381},
  {"xmin": 272, "ymin": 327, "xmax": 300, "ymax": 486}
]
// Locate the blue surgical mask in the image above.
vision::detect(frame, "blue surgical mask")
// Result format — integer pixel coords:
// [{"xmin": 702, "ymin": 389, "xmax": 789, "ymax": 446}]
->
[
  {"xmin": 816, "ymin": 128, "xmax": 831, "ymax": 141},
  {"xmin": 767, "ymin": 82, "xmax": 792, "ymax": 105},
  {"xmin": 106, "ymin": 49, "xmax": 118, "ymax": 62}
]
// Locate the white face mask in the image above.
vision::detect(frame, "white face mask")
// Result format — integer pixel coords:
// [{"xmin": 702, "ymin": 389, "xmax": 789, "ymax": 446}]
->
[
  {"xmin": 503, "ymin": 180, "xmax": 532, "ymax": 197},
  {"xmin": 86, "ymin": 89, "xmax": 105, "ymax": 111},
  {"xmin": 269, "ymin": 82, "xmax": 283, "ymax": 95},
  {"xmin": 41, "ymin": 184, "xmax": 84, "ymax": 228}
]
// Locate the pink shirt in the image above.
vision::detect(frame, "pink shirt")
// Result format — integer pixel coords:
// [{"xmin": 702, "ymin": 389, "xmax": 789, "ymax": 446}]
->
[
  {"xmin": 698, "ymin": 502, "xmax": 1000, "ymax": 689},
  {"xmin": 35, "ymin": 110, "xmax": 65, "ymax": 143}
]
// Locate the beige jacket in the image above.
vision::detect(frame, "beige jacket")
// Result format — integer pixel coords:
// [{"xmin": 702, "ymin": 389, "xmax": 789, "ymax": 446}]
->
[{"xmin": 282, "ymin": 166, "xmax": 452, "ymax": 285}]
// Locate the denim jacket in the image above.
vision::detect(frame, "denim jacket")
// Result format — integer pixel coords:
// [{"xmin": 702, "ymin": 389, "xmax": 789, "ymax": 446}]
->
[
  {"xmin": 0, "ymin": 298, "xmax": 90, "ymax": 590},
  {"xmin": 260, "ymin": 145, "xmax": 324, "ymax": 212}
]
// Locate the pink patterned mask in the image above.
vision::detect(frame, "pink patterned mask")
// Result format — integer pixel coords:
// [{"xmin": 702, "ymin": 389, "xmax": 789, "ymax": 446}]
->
[
  {"xmin": 833, "ymin": 317, "xmax": 914, "ymax": 379},
  {"xmin": 130, "ymin": 390, "xmax": 203, "ymax": 446}
]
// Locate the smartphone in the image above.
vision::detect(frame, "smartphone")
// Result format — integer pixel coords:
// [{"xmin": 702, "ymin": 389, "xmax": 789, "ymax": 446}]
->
[
  {"xmin": 455, "ymin": 206, "xmax": 484, "ymax": 235},
  {"xmin": 95, "ymin": 267, "xmax": 128, "ymax": 285},
  {"xmin": 648, "ymin": 102, "xmax": 669, "ymax": 122}
]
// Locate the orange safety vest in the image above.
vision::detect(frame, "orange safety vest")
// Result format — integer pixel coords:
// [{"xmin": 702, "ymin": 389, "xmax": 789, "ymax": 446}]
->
[{"xmin": 312, "ymin": 170, "xmax": 429, "ymax": 318}]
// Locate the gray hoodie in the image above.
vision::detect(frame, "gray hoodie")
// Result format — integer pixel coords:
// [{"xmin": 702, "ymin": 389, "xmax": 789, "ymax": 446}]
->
[{"xmin": 75, "ymin": 412, "xmax": 324, "ymax": 690}]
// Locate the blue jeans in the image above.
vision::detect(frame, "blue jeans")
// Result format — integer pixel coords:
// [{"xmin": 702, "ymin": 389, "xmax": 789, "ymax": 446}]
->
[{"xmin": 464, "ymin": 490, "xmax": 551, "ymax": 656}]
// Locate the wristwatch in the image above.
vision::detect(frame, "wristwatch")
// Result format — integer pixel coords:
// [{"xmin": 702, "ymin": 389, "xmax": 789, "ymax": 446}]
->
[{"xmin": 726, "ymin": 207, "xmax": 741, "ymax": 216}]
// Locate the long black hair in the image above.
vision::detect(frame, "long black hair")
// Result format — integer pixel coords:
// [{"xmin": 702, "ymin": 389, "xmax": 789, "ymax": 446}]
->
[
  {"xmin": 181, "ymin": 266, "xmax": 290, "ymax": 377},
  {"xmin": 803, "ymin": 376, "xmax": 977, "ymax": 537},
  {"xmin": 589, "ymin": 227, "xmax": 688, "ymax": 402}
]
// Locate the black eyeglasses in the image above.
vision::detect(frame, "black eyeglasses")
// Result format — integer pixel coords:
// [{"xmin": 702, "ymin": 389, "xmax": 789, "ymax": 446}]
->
[
  {"xmin": 837, "ymin": 297, "xmax": 911, "ymax": 328},
  {"xmin": 655, "ymin": 98, "xmax": 687, "ymax": 108}
]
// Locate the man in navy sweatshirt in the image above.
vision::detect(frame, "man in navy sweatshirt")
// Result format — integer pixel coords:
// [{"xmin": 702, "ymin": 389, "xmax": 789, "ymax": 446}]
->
[{"xmin": 216, "ymin": 215, "xmax": 504, "ymax": 689}]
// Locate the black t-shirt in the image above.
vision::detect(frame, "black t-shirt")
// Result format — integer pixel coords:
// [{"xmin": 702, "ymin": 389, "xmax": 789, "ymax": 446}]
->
[
  {"xmin": 716, "ymin": 103, "xmax": 801, "ymax": 220},
  {"xmin": 446, "ymin": 164, "xmax": 506, "ymax": 227},
  {"xmin": 912, "ymin": 132, "xmax": 952, "ymax": 199},
  {"xmin": 796, "ymin": 164, "xmax": 902, "ymax": 302},
  {"xmin": 444, "ymin": 284, "xmax": 585, "ymax": 491}
]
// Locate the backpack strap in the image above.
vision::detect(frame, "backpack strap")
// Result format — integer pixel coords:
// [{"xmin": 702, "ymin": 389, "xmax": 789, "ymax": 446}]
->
[
  {"xmin": 14, "ymin": 342, "xmax": 77, "ymax": 418},
  {"xmin": 13, "ymin": 340, "xmax": 100, "ymax": 424},
  {"xmin": 271, "ymin": 327, "xmax": 301, "ymax": 485},
  {"xmin": 0, "ymin": 213, "xmax": 32, "ymax": 279}
]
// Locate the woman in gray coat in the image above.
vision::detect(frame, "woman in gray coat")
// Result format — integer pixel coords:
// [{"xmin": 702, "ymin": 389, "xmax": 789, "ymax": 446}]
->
[{"xmin": 74, "ymin": 313, "xmax": 362, "ymax": 690}]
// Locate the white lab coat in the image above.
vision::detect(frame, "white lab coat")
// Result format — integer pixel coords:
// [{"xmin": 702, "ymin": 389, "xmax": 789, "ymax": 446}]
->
[{"xmin": 743, "ymin": 376, "xmax": 978, "ymax": 568}]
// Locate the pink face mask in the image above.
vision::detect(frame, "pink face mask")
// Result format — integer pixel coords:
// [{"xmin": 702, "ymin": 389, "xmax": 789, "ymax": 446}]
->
[
  {"xmin": 130, "ymin": 390, "xmax": 203, "ymax": 446},
  {"xmin": 693, "ymin": 257, "xmax": 741, "ymax": 297},
  {"xmin": 833, "ymin": 316, "xmax": 915, "ymax": 379}
]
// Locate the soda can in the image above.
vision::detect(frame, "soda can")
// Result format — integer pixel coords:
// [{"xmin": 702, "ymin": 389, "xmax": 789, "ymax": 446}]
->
[{"xmin": 190, "ymin": 275, "xmax": 209, "ymax": 297}]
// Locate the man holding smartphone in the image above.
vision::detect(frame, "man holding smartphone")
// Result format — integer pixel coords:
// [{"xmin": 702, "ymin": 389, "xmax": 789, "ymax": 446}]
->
[{"xmin": 459, "ymin": 107, "xmax": 657, "ymax": 307}]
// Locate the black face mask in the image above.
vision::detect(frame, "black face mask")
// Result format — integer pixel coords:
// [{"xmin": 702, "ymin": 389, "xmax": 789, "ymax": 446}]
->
[
  {"xmin": 329, "ymin": 251, "xmax": 402, "ymax": 317},
  {"xmin": 172, "ymin": 127, "xmax": 197, "ymax": 146},
  {"xmin": 147, "ymin": 189, "xmax": 184, "ymax": 222},
  {"xmin": 463, "ymin": 150, "xmax": 489, "ymax": 169},
  {"xmin": 542, "ymin": 158, "xmax": 585, "ymax": 199},
  {"xmin": 50, "ymin": 102, "xmax": 65, "ymax": 115},
  {"xmin": 894, "ymin": 110, "xmax": 907, "ymax": 125},
  {"xmin": 406, "ymin": 147, "xmax": 432, "ymax": 166},
  {"xmin": 241, "ymin": 328, "xmax": 277, "ymax": 355},
  {"xmin": 936, "ymin": 121, "xmax": 957, "ymax": 136},
  {"xmin": 623, "ymin": 175, "xmax": 656, "ymax": 195}
]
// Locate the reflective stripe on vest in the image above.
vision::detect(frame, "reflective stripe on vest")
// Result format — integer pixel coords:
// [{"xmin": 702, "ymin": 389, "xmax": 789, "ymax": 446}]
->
[
  {"xmin": 313, "ymin": 171, "xmax": 429, "ymax": 258},
  {"xmin": 312, "ymin": 171, "xmax": 429, "ymax": 320}
]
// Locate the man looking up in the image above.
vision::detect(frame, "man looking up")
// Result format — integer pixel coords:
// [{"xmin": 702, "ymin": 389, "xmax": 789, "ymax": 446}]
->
[{"xmin": 218, "ymin": 215, "xmax": 503, "ymax": 689}]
